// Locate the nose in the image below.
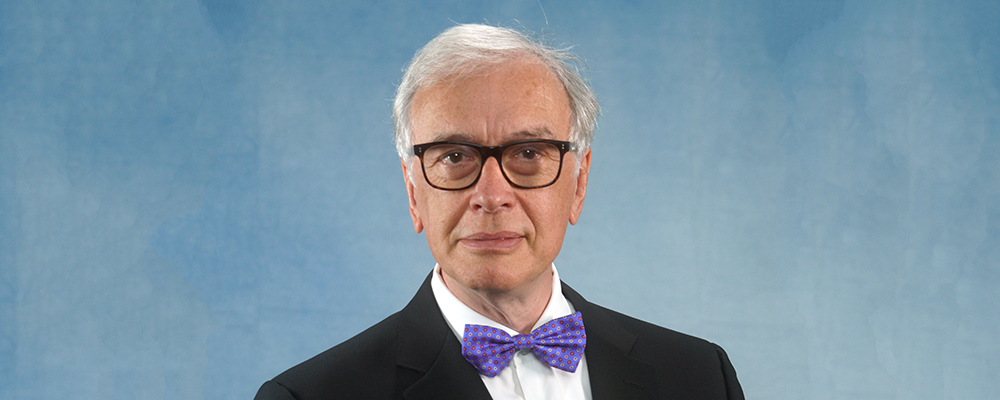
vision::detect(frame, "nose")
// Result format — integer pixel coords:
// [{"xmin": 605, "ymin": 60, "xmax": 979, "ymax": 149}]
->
[{"xmin": 470, "ymin": 157, "xmax": 515, "ymax": 213}]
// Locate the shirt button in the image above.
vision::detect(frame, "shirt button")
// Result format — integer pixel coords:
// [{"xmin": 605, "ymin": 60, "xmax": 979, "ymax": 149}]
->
[{"xmin": 518, "ymin": 349, "xmax": 531, "ymax": 356}]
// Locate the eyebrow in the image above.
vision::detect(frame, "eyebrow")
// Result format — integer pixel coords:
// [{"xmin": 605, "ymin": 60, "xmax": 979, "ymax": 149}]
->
[{"xmin": 428, "ymin": 127, "xmax": 554, "ymax": 144}]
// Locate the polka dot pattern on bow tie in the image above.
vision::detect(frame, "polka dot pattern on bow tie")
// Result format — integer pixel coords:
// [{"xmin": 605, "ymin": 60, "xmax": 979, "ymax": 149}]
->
[{"xmin": 461, "ymin": 312, "xmax": 586, "ymax": 377}]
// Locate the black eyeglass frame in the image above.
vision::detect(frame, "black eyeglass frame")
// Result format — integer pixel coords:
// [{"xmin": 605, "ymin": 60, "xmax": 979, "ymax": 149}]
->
[{"xmin": 412, "ymin": 139, "xmax": 576, "ymax": 191}]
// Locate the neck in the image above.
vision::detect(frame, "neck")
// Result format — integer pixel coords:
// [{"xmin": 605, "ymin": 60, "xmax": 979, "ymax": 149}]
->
[{"xmin": 441, "ymin": 269, "xmax": 554, "ymax": 334}]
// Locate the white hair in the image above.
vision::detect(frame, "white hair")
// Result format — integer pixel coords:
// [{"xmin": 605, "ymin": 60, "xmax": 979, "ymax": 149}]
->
[{"xmin": 392, "ymin": 24, "xmax": 599, "ymax": 162}]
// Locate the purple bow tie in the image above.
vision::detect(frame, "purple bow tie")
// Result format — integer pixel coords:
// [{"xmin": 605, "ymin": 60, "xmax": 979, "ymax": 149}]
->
[{"xmin": 461, "ymin": 312, "xmax": 586, "ymax": 377}]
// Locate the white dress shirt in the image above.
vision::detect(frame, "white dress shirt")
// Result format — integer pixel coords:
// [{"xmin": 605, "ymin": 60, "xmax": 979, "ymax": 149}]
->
[{"xmin": 431, "ymin": 264, "xmax": 592, "ymax": 400}]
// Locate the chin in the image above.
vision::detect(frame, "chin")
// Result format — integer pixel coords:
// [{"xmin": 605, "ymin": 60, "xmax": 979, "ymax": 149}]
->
[
  {"xmin": 464, "ymin": 274, "xmax": 525, "ymax": 293},
  {"xmin": 453, "ymin": 259, "xmax": 548, "ymax": 293}
]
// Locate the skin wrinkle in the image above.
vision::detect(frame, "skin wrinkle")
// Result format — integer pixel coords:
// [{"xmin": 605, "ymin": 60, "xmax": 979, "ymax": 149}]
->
[
  {"xmin": 402, "ymin": 58, "xmax": 590, "ymax": 333},
  {"xmin": 428, "ymin": 127, "xmax": 554, "ymax": 144}
]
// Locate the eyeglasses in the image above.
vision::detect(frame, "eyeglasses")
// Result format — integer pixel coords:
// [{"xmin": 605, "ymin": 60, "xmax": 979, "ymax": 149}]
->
[{"xmin": 412, "ymin": 139, "xmax": 575, "ymax": 190}]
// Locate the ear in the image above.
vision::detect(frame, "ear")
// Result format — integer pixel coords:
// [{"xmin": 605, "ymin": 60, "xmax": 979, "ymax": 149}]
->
[
  {"xmin": 568, "ymin": 148, "xmax": 591, "ymax": 225},
  {"xmin": 402, "ymin": 158, "xmax": 424, "ymax": 233}
]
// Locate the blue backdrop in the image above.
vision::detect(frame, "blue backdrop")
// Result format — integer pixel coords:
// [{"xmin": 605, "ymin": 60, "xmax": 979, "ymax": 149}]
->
[{"xmin": 2, "ymin": 1, "xmax": 998, "ymax": 399}]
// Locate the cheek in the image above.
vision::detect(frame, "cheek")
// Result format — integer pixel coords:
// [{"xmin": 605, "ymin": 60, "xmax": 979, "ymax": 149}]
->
[
  {"xmin": 417, "ymin": 191, "xmax": 467, "ymax": 238},
  {"xmin": 539, "ymin": 187, "xmax": 578, "ymax": 236},
  {"xmin": 522, "ymin": 194, "xmax": 569, "ymax": 234}
]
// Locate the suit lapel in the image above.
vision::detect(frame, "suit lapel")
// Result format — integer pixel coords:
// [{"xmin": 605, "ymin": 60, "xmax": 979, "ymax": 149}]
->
[
  {"xmin": 403, "ymin": 333, "xmax": 493, "ymax": 400},
  {"xmin": 394, "ymin": 274, "xmax": 492, "ymax": 400},
  {"xmin": 563, "ymin": 283, "xmax": 660, "ymax": 400}
]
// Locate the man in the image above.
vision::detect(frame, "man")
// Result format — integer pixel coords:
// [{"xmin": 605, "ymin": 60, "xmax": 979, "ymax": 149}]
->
[{"xmin": 255, "ymin": 24, "xmax": 743, "ymax": 400}]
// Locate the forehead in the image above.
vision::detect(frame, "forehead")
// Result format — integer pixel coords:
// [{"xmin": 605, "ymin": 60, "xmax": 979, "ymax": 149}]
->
[{"xmin": 409, "ymin": 59, "xmax": 571, "ymax": 144}]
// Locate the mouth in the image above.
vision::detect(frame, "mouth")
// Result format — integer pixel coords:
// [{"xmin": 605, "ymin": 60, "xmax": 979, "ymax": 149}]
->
[{"xmin": 460, "ymin": 232, "xmax": 524, "ymax": 251}]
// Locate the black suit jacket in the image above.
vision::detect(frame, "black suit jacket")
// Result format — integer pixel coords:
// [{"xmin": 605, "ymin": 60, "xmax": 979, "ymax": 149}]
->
[{"xmin": 255, "ymin": 274, "xmax": 744, "ymax": 399}]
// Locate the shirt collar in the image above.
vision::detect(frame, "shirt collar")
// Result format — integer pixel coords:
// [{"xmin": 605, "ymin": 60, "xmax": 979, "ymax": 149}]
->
[{"xmin": 431, "ymin": 263, "xmax": 576, "ymax": 339}]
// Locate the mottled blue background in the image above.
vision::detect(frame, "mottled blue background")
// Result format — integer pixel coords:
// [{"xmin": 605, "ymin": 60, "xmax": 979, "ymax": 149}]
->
[{"xmin": 2, "ymin": 0, "xmax": 998, "ymax": 399}]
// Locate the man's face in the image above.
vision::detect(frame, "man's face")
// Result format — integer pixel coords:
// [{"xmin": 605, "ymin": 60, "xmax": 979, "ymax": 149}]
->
[{"xmin": 403, "ymin": 59, "xmax": 591, "ymax": 294}]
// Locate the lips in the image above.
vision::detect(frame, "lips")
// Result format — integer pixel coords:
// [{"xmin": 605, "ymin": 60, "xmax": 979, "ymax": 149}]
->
[{"xmin": 460, "ymin": 232, "xmax": 524, "ymax": 251}]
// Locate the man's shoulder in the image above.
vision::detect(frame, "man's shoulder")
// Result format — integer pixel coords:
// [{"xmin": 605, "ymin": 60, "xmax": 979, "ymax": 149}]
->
[
  {"xmin": 259, "ymin": 312, "xmax": 411, "ymax": 400},
  {"xmin": 286, "ymin": 312, "xmax": 404, "ymax": 374},
  {"xmin": 593, "ymin": 302, "xmax": 723, "ymax": 353},
  {"xmin": 582, "ymin": 300, "xmax": 743, "ymax": 399},
  {"xmin": 565, "ymin": 284, "xmax": 726, "ymax": 360}
]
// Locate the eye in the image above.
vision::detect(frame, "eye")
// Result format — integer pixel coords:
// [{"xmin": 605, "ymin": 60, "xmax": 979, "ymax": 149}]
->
[
  {"xmin": 516, "ymin": 148, "xmax": 539, "ymax": 160},
  {"xmin": 442, "ymin": 152, "xmax": 466, "ymax": 163},
  {"xmin": 508, "ymin": 143, "xmax": 553, "ymax": 161}
]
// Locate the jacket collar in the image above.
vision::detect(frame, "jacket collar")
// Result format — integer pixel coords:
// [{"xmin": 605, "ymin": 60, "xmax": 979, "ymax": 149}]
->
[{"xmin": 394, "ymin": 273, "xmax": 659, "ymax": 400}]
